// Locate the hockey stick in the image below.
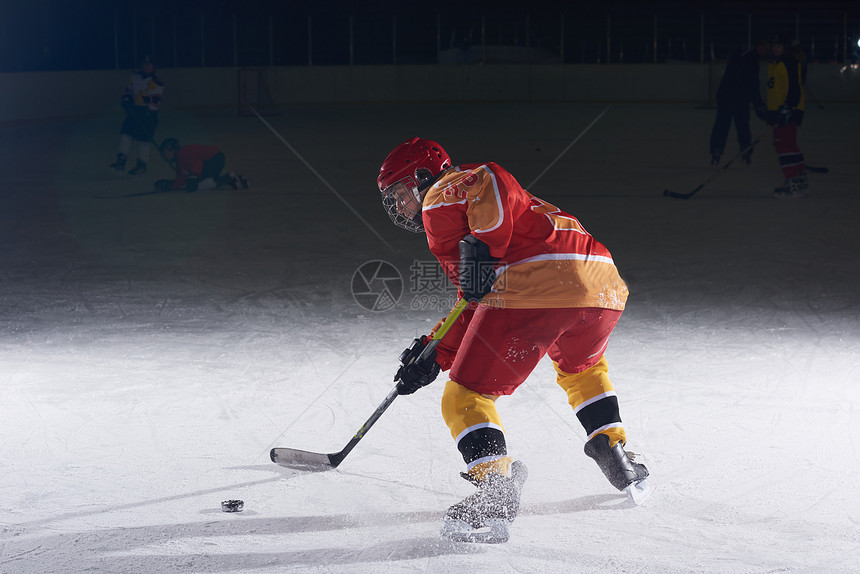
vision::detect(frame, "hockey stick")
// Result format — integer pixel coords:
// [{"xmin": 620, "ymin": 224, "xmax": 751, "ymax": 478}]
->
[
  {"xmin": 803, "ymin": 83, "xmax": 825, "ymax": 110},
  {"xmin": 663, "ymin": 126, "xmax": 774, "ymax": 200},
  {"xmin": 270, "ymin": 298, "xmax": 470, "ymax": 471},
  {"xmin": 93, "ymin": 188, "xmax": 179, "ymax": 199}
]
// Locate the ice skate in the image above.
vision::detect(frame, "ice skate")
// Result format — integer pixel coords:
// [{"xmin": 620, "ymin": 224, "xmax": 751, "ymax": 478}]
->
[
  {"xmin": 229, "ymin": 171, "xmax": 250, "ymax": 189},
  {"xmin": 790, "ymin": 175, "xmax": 808, "ymax": 195},
  {"xmin": 128, "ymin": 159, "xmax": 147, "ymax": 176},
  {"xmin": 109, "ymin": 153, "xmax": 127, "ymax": 172},
  {"xmin": 773, "ymin": 180, "xmax": 791, "ymax": 197},
  {"xmin": 773, "ymin": 175, "xmax": 807, "ymax": 198},
  {"xmin": 215, "ymin": 174, "xmax": 238, "ymax": 189},
  {"xmin": 440, "ymin": 460, "xmax": 527, "ymax": 544},
  {"xmin": 584, "ymin": 434, "xmax": 652, "ymax": 504}
]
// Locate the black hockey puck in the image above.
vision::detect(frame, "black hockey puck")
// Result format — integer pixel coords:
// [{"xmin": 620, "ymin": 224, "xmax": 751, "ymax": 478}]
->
[{"xmin": 221, "ymin": 499, "xmax": 244, "ymax": 513}]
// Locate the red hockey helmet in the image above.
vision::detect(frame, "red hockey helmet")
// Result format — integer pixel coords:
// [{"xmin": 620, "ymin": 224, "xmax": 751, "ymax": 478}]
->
[{"xmin": 377, "ymin": 138, "xmax": 451, "ymax": 233}]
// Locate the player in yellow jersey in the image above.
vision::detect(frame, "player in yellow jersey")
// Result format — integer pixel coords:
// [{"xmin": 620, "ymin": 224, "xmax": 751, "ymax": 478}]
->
[{"xmin": 766, "ymin": 35, "xmax": 807, "ymax": 197}]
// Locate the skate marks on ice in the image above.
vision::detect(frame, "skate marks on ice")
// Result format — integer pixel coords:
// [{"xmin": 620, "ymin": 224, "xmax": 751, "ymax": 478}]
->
[
  {"xmin": 0, "ymin": 519, "xmax": 481, "ymax": 574},
  {"xmin": 2, "ymin": 491, "xmax": 643, "ymax": 573},
  {"xmin": 519, "ymin": 492, "xmax": 640, "ymax": 517},
  {"xmin": 7, "ymin": 476, "xmax": 285, "ymax": 531},
  {"xmin": 439, "ymin": 494, "xmax": 641, "ymax": 544}
]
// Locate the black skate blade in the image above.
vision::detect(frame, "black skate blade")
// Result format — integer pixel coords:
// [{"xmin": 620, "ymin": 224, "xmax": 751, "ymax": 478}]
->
[
  {"xmin": 270, "ymin": 447, "xmax": 337, "ymax": 472},
  {"xmin": 440, "ymin": 518, "xmax": 509, "ymax": 544},
  {"xmin": 805, "ymin": 165, "xmax": 828, "ymax": 174}
]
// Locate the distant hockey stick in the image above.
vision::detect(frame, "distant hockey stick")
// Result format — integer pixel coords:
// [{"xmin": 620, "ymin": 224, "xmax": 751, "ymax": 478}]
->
[
  {"xmin": 663, "ymin": 127, "xmax": 774, "ymax": 200},
  {"xmin": 93, "ymin": 188, "xmax": 179, "ymax": 199},
  {"xmin": 803, "ymin": 83, "xmax": 825, "ymax": 110},
  {"xmin": 271, "ymin": 298, "xmax": 470, "ymax": 471}
]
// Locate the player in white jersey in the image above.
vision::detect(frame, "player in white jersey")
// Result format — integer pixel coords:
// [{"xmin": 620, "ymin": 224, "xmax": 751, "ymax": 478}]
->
[{"xmin": 109, "ymin": 56, "xmax": 164, "ymax": 176}]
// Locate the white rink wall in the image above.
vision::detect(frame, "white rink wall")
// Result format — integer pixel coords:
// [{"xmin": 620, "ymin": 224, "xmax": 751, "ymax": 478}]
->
[{"xmin": 1, "ymin": 63, "xmax": 859, "ymax": 123}]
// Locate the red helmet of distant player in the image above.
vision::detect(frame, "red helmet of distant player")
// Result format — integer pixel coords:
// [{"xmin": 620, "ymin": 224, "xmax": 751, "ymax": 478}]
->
[{"xmin": 377, "ymin": 137, "xmax": 452, "ymax": 233}]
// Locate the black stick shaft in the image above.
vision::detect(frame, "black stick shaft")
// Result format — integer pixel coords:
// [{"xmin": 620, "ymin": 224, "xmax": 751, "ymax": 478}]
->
[
  {"xmin": 664, "ymin": 126, "xmax": 773, "ymax": 200},
  {"xmin": 329, "ymin": 386, "xmax": 400, "ymax": 467},
  {"xmin": 284, "ymin": 299, "xmax": 469, "ymax": 469}
]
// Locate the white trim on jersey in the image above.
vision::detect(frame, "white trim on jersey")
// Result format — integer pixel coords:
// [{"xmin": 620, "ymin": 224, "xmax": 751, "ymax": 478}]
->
[
  {"xmin": 472, "ymin": 165, "xmax": 506, "ymax": 234},
  {"xmin": 423, "ymin": 198, "xmax": 466, "ymax": 212},
  {"xmin": 494, "ymin": 252, "xmax": 615, "ymax": 277}
]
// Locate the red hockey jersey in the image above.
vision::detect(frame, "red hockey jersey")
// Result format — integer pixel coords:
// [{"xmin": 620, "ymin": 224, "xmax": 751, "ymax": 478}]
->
[
  {"xmin": 172, "ymin": 145, "xmax": 221, "ymax": 190},
  {"xmin": 422, "ymin": 162, "xmax": 628, "ymax": 311}
]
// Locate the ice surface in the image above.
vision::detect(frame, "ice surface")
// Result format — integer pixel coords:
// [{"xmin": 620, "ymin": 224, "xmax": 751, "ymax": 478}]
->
[{"xmin": 1, "ymin": 102, "xmax": 859, "ymax": 573}]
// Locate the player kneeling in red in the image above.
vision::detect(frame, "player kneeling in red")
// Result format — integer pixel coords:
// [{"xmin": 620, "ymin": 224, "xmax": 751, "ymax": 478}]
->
[
  {"xmin": 155, "ymin": 138, "xmax": 250, "ymax": 192},
  {"xmin": 379, "ymin": 138, "xmax": 651, "ymax": 543}
]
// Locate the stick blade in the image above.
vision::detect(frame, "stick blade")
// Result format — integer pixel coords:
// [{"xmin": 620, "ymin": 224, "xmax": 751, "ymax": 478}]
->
[
  {"xmin": 663, "ymin": 190, "xmax": 690, "ymax": 200},
  {"xmin": 270, "ymin": 447, "xmax": 337, "ymax": 471}
]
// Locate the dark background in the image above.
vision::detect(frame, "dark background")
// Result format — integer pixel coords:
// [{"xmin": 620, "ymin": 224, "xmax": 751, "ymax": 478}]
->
[{"xmin": 1, "ymin": 0, "xmax": 858, "ymax": 72}]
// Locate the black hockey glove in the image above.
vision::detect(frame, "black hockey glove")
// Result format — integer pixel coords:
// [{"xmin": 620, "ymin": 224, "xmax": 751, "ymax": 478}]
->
[
  {"xmin": 185, "ymin": 177, "xmax": 200, "ymax": 192},
  {"xmin": 777, "ymin": 105, "xmax": 792, "ymax": 126},
  {"xmin": 154, "ymin": 179, "xmax": 173, "ymax": 191},
  {"xmin": 458, "ymin": 234, "xmax": 497, "ymax": 302},
  {"xmin": 394, "ymin": 337, "xmax": 441, "ymax": 395}
]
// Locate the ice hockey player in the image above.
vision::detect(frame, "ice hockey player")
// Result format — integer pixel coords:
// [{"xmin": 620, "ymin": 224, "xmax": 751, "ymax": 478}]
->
[
  {"xmin": 377, "ymin": 137, "xmax": 650, "ymax": 543},
  {"xmin": 709, "ymin": 38, "xmax": 770, "ymax": 165},
  {"xmin": 766, "ymin": 34, "xmax": 807, "ymax": 198},
  {"xmin": 155, "ymin": 138, "xmax": 249, "ymax": 192},
  {"xmin": 109, "ymin": 56, "xmax": 164, "ymax": 176}
]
